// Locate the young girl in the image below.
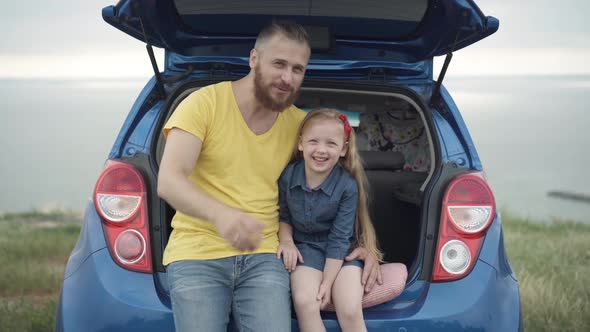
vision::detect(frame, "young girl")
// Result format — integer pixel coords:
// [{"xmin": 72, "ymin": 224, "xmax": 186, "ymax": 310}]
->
[{"xmin": 277, "ymin": 108, "xmax": 382, "ymax": 332}]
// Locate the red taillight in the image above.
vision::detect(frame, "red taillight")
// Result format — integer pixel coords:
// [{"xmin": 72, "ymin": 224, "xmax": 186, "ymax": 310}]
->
[
  {"xmin": 94, "ymin": 160, "xmax": 152, "ymax": 273},
  {"xmin": 432, "ymin": 172, "xmax": 495, "ymax": 282}
]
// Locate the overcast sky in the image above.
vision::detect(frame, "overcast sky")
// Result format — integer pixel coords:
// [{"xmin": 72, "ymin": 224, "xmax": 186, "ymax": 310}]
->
[{"xmin": 1, "ymin": 0, "xmax": 589, "ymax": 78}]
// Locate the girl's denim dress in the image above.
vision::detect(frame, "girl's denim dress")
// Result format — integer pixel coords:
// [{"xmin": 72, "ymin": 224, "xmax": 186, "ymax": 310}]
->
[{"xmin": 278, "ymin": 160, "xmax": 363, "ymax": 271}]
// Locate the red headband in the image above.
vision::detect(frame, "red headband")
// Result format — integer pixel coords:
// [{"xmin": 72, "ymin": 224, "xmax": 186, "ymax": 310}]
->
[{"xmin": 338, "ymin": 114, "xmax": 352, "ymax": 141}]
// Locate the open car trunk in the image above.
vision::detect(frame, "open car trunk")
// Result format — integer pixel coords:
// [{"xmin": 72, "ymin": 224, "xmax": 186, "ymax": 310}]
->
[{"xmin": 153, "ymin": 79, "xmax": 435, "ymax": 277}]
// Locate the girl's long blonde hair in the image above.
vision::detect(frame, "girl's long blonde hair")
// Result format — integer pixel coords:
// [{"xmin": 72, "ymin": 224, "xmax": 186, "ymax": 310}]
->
[{"xmin": 292, "ymin": 108, "xmax": 383, "ymax": 262}]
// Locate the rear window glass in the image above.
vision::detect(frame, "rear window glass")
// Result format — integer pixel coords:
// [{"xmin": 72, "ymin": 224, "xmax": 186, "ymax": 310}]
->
[{"xmin": 173, "ymin": 0, "xmax": 428, "ymax": 40}]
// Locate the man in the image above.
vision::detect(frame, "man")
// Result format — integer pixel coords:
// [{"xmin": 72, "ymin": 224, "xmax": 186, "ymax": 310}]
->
[{"xmin": 158, "ymin": 21, "xmax": 381, "ymax": 332}]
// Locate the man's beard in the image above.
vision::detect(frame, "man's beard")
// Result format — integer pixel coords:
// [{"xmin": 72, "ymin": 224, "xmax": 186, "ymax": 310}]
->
[{"xmin": 254, "ymin": 67, "xmax": 300, "ymax": 112}]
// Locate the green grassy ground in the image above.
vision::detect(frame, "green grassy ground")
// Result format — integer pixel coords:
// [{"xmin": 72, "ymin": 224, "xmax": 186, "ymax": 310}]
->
[
  {"xmin": 502, "ymin": 213, "xmax": 590, "ymax": 332},
  {"xmin": 0, "ymin": 212, "xmax": 81, "ymax": 332},
  {"xmin": 0, "ymin": 211, "xmax": 588, "ymax": 331}
]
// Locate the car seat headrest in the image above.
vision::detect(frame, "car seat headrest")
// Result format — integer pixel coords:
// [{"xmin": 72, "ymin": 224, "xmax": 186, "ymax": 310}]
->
[{"xmin": 359, "ymin": 151, "xmax": 405, "ymax": 170}]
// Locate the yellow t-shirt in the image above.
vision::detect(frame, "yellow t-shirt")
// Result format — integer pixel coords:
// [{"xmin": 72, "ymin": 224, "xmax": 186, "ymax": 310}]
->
[{"xmin": 162, "ymin": 81, "xmax": 305, "ymax": 265}]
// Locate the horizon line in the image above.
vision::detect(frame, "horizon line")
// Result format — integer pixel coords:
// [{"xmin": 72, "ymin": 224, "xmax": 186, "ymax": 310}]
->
[{"xmin": 1, "ymin": 73, "xmax": 590, "ymax": 81}]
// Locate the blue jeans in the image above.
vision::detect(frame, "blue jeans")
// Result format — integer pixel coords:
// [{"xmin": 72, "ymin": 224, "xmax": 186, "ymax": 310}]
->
[{"xmin": 167, "ymin": 253, "xmax": 291, "ymax": 332}]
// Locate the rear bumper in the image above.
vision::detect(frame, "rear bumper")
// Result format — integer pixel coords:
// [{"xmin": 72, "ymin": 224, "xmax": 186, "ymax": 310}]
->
[
  {"xmin": 56, "ymin": 242, "xmax": 521, "ymax": 332},
  {"xmin": 55, "ymin": 248, "xmax": 174, "ymax": 332}
]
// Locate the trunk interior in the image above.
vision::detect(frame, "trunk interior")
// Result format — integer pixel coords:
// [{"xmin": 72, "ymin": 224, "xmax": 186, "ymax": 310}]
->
[{"xmin": 154, "ymin": 80, "xmax": 434, "ymax": 273}]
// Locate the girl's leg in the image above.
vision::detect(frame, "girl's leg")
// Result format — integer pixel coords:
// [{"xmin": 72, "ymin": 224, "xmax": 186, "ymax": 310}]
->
[
  {"xmin": 331, "ymin": 266, "xmax": 367, "ymax": 332},
  {"xmin": 290, "ymin": 266, "xmax": 325, "ymax": 332}
]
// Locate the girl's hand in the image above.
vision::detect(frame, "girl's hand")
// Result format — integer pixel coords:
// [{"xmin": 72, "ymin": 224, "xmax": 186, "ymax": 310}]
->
[
  {"xmin": 277, "ymin": 241, "xmax": 303, "ymax": 272},
  {"xmin": 317, "ymin": 281, "xmax": 332, "ymax": 309}
]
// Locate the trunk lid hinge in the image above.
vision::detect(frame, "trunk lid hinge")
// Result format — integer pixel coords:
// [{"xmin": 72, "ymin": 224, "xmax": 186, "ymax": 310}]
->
[
  {"xmin": 431, "ymin": 52, "xmax": 452, "ymax": 106},
  {"xmin": 136, "ymin": 5, "xmax": 166, "ymax": 99},
  {"xmin": 431, "ymin": 29, "xmax": 461, "ymax": 107},
  {"xmin": 367, "ymin": 68, "xmax": 387, "ymax": 82},
  {"xmin": 209, "ymin": 63, "xmax": 232, "ymax": 78}
]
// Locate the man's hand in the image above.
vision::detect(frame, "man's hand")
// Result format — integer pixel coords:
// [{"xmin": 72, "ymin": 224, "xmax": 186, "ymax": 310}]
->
[
  {"xmin": 277, "ymin": 241, "xmax": 303, "ymax": 272},
  {"xmin": 215, "ymin": 210, "xmax": 263, "ymax": 252},
  {"xmin": 345, "ymin": 247, "xmax": 383, "ymax": 293},
  {"xmin": 317, "ymin": 281, "xmax": 332, "ymax": 310}
]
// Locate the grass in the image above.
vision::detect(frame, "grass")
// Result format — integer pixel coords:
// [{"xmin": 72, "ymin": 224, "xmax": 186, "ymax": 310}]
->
[
  {"xmin": 0, "ymin": 210, "xmax": 588, "ymax": 331},
  {"xmin": 0, "ymin": 212, "xmax": 81, "ymax": 332},
  {"xmin": 502, "ymin": 213, "xmax": 590, "ymax": 332},
  {"xmin": 0, "ymin": 209, "xmax": 82, "ymax": 223}
]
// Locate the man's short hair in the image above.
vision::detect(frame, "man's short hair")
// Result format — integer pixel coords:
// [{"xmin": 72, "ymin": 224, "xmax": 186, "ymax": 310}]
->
[{"xmin": 254, "ymin": 20, "xmax": 310, "ymax": 51}]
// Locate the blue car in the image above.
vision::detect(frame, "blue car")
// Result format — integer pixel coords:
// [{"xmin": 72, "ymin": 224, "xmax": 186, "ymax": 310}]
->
[{"xmin": 55, "ymin": 0, "xmax": 521, "ymax": 331}]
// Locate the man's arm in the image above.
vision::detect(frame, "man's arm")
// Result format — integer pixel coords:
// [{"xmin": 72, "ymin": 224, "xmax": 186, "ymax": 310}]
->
[
  {"xmin": 157, "ymin": 128, "xmax": 263, "ymax": 251},
  {"xmin": 345, "ymin": 247, "xmax": 383, "ymax": 292}
]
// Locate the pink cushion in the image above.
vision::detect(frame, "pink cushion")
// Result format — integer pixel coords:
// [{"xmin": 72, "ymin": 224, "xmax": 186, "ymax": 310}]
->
[{"xmin": 323, "ymin": 263, "xmax": 407, "ymax": 311}]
